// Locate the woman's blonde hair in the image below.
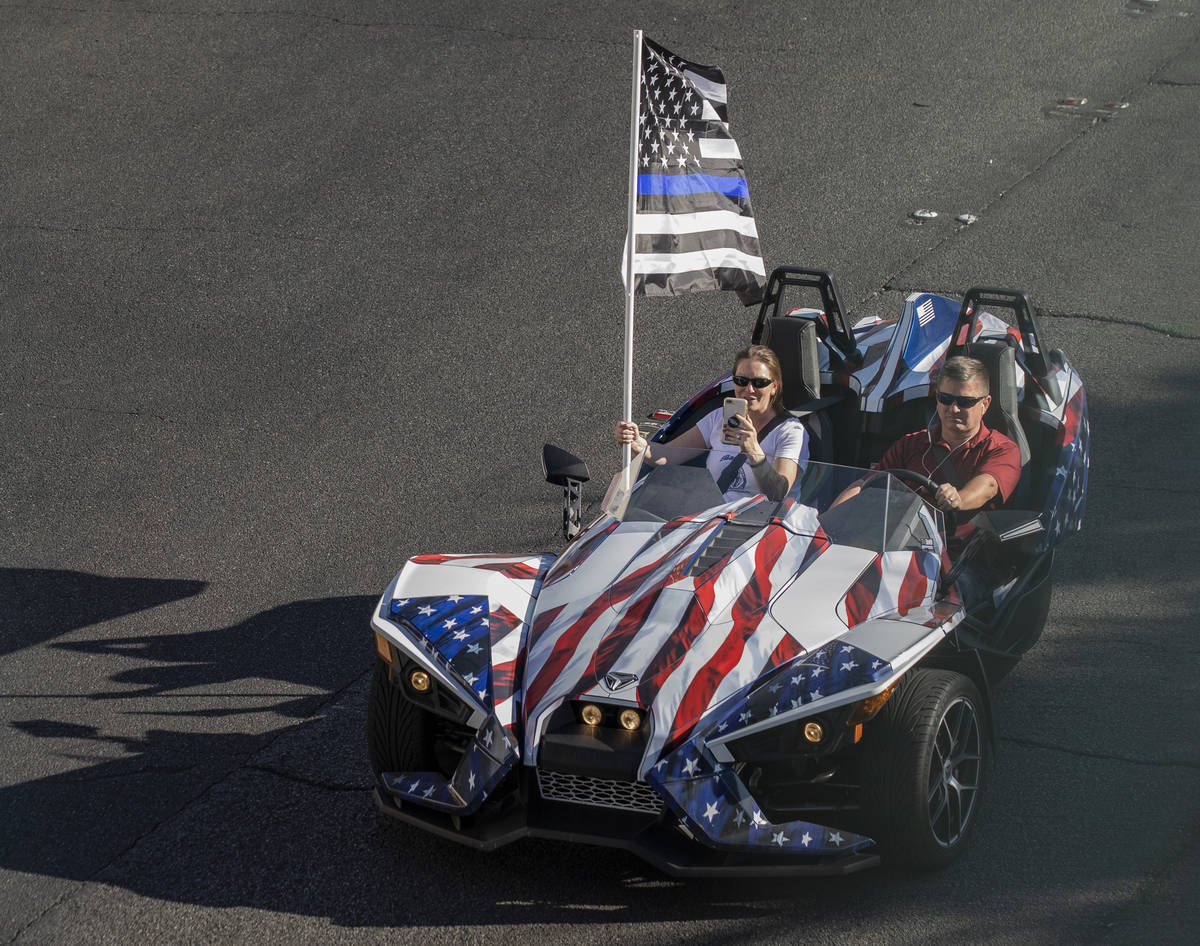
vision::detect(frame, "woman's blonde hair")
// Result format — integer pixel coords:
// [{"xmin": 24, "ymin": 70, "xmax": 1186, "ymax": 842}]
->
[{"xmin": 732, "ymin": 344, "xmax": 784, "ymax": 411}]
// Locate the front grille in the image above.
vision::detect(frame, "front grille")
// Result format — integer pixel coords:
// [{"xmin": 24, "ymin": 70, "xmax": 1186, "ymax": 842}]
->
[{"xmin": 537, "ymin": 769, "xmax": 665, "ymax": 814}]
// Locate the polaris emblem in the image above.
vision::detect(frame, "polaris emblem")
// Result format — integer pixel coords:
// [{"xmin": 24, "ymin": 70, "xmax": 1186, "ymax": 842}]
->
[{"xmin": 603, "ymin": 671, "xmax": 638, "ymax": 692}]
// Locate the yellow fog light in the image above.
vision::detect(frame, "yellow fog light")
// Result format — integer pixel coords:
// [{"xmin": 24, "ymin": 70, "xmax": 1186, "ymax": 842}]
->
[
  {"xmin": 581, "ymin": 704, "xmax": 603, "ymax": 726},
  {"xmin": 619, "ymin": 709, "xmax": 642, "ymax": 731},
  {"xmin": 803, "ymin": 720, "xmax": 825, "ymax": 744},
  {"xmin": 409, "ymin": 670, "xmax": 431, "ymax": 693}
]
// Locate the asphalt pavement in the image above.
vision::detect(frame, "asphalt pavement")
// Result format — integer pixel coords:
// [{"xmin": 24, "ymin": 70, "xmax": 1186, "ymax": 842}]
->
[{"xmin": 2, "ymin": 1, "xmax": 1198, "ymax": 943}]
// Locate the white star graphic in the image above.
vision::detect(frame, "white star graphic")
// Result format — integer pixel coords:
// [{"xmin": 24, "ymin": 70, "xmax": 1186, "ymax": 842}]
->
[
  {"xmin": 772, "ymin": 831, "xmax": 788, "ymax": 847},
  {"xmin": 716, "ymin": 721, "xmax": 729, "ymax": 733},
  {"xmin": 394, "ymin": 598, "xmax": 409, "ymax": 607},
  {"xmin": 752, "ymin": 809, "xmax": 767, "ymax": 827},
  {"xmin": 482, "ymin": 728, "xmax": 493, "ymax": 748},
  {"xmin": 443, "ymin": 618, "xmax": 457, "ymax": 630},
  {"xmin": 683, "ymin": 758, "xmax": 699, "ymax": 776},
  {"xmin": 810, "ymin": 666, "xmax": 825, "ymax": 676},
  {"xmin": 790, "ymin": 673, "xmax": 805, "ymax": 685},
  {"xmin": 809, "ymin": 689, "xmax": 822, "ymax": 700},
  {"xmin": 871, "ymin": 659, "xmax": 881, "ymax": 669},
  {"xmin": 768, "ymin": 706, "xmax": 778, "ymax": 717},
  {"xmin": 453, "ymin": 630, "xmax": 469, "ymax": 641},
  {"xmin": 464, "ymin": 672, "xmax": 478, "ymax": 686},
  {"xmin": 733, "ymin": 808, "xmax": 746, "ymax": 827},
  {"xmin": 468, "ymin": 771, "xmax": 476, "ymax": 790},
  {"xmin": 739, "ymin": 711, "xmax": 752, "ymax": 723},
  {"xmin": 829, "ymin": 831, "xmax": 844, "ymax": 846},
  {"xmin": 467, "ymin": 642, "xmax": 482, "ymax": 654},
  {"xmin": 408, "ymin": 780, "xmax": 420, "ymax": 793},
  {"xmin": 840, "ymin": 644, "xmax": 854, "ymax": 653},
  {"xmin": 703, "ymin": 801, "xmax": 719, "ymax": 823},
  {"xmin": 840, "ymin": 660, "xmax": 858, "ymax": 672},
  {"xmin": 800, "ymin": 831, "xmax": 812, "ymax": 847},
  {"xmin": 470, "ymin": 605, "xmax": 483, "ymax": 614},
  {"xmin": 418, "ymin": 605, "xmax": 435, "ymax": 616},
  {"xmin": 447, "ymin": 594, "xmax": 463, "ymax": 603},
  {"xmin": 477, "ymin": 688, "xmax": 486, "ymax": 700},
  {"xmin": 422, "ymin": 785, "xmax": 435, "ymax": 798}
]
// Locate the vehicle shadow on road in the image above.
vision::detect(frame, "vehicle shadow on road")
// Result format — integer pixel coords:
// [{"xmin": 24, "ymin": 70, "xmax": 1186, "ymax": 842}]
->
[
  {"xmin": 0, "ymin": 586, "xmax": 375, "ymax": 896},
  {"xmin": 0, "ymin": 567, "xmax": 206, "ymax": 657}
]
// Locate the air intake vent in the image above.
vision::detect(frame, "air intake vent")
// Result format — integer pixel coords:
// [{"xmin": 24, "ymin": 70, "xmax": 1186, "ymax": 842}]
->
[
  {"xmin": 688, "ymin": 520, "xmax": 763, "ymax": 576},
  {"xmin": 537, "ymin": 769, "xmax": 664, "ymax": 814}
]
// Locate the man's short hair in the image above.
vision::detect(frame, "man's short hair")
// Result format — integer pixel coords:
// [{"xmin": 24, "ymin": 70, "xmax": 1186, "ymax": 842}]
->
[{"xmin": 938, "ymin": 355, "xmax": 989, "ymax": 393}]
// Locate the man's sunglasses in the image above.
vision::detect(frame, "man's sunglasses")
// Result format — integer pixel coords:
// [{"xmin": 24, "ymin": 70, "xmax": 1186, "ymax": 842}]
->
[
  {"xmin": 733, "ymin": 375, "xmax": 774, "ymax": 389},
  {"xmin": 936, "ymin": 391, "xmax": 987, "ymax": 409}
]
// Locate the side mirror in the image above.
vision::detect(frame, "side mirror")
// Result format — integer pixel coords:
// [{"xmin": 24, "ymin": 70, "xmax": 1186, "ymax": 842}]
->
[{"xmin": 542, "ymin": 444, "xmax": 590, "ymax": 540}]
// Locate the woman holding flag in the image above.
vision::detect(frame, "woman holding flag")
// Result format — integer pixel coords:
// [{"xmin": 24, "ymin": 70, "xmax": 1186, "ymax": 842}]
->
[{"xmin": 613, "ymin": 345, "xmax": 808, "ymax": 502}]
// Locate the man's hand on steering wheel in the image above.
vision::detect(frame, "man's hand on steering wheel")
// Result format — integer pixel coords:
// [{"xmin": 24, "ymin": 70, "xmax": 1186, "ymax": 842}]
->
[{"xmin": 932, "ymin": 482, "xmax": 965, "ymax": 513}]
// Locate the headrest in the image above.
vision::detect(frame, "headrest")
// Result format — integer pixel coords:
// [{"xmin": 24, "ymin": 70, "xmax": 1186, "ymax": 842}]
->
[
  {"xmin": 957, "ymin": 342, "xmax": 1019, "ymax": 420},
  {"xmin": 763, "ymin": 316, "xmax": 821, "ymax": 407}
]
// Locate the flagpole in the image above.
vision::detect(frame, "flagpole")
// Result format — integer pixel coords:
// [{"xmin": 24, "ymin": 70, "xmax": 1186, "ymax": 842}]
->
[{"xmin": 621, "ymin": 28, "xmax": 643, "ymax": 477}]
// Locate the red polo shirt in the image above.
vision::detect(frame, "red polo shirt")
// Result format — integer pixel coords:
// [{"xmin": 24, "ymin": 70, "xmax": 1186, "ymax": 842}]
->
[{"xmin": 878, "ymin": 421, "xmax": 1021, "ymax": 509}]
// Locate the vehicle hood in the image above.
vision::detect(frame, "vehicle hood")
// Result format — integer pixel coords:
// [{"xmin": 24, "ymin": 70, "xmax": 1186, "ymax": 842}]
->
[{"xmin": 520, "ymin": 497, "xmax": 941, "ymax": 771}]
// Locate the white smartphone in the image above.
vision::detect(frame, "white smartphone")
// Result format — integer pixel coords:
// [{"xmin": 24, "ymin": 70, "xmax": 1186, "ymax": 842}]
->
[{"xmin": 721, "ymin": 397, "xmax": 747, "ymax": 445}]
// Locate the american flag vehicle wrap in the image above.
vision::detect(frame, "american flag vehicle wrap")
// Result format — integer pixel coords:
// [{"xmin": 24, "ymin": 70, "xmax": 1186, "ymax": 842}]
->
[{"xmin": 367, "ymin": 278, "xmax": 1088, "ymax": 876}]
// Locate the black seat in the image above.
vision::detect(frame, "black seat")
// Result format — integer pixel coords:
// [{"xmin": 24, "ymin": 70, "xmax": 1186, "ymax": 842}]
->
[
  {"xmin": 957, "ymin": 342, "xmax": 1032, "ymax": 507},
  {"xmin": 762, "ymin": 316, "xmax": 845, "ymax": 463}
]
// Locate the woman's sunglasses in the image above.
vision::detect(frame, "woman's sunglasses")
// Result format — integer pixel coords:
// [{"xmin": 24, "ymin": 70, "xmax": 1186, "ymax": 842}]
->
[
  {"xmin": 936, "ymin": 391, "xmax": 987, "ymax": 408},
  {"xmin": 733, "ymin": 375, "xmax": 774, "ymax": 389}
]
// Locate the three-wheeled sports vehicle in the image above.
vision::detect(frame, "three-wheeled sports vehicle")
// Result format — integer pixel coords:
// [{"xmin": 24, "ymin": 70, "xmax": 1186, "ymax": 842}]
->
[{"xmin": 367, "ymin": 268, "xmax": 1089, "ymax": 876}]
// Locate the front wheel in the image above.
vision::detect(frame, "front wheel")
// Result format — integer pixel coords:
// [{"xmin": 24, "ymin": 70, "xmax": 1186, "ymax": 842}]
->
[
  {"xmin": 859, "ymin": 668, "xmax": 989, "ymax": 869},
  {"xmin": 366, "ymin": 659, "xmax": 436, "ymax": 777}
]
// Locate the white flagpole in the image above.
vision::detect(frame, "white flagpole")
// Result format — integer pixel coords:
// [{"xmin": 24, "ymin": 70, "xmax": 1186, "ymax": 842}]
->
[{"xmin": 621, "ymin": 29, "xmax": 643, "ymax": 476}]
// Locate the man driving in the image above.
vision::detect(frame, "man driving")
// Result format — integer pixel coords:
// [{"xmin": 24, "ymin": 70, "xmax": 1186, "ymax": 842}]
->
[{"xmin": 838, "ymin": 355, "xmax": 1022, "ymax": 518}]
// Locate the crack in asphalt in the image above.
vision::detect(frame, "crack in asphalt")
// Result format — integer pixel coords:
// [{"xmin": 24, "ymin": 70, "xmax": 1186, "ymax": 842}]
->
[
  {"xmin": 1035, "ymin": 308, "xmax": 1200, "ymax": 340},
  {"xmin": 873, "ymin": 124, "xmax": 1093, "ymax": 307},
  {"xmin": 866, "ymin": 290, "xmax": 1200, "ymax": 341},
  {"xmin": 245, "ymin": 763, "xmax": 372, "ymax": 793},
  {"xmin": 872, "ymin": 41, "xmax": 1199, "ymax": 325},
  {"xmin": 999, "ymin": 735, "xmax": 1200, "ymax": 770}
]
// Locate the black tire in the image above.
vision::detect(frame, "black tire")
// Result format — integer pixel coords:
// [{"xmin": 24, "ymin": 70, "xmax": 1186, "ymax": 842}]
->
[
  {"xmin": 366, "ymin": 659, "xmax": 436, "ymax": 777},
  {"xmin": 859, "ymin": 668, "xmax": 989, "ymax": 869}
]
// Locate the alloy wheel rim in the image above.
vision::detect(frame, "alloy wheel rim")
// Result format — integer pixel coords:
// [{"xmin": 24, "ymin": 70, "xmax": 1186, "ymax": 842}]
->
[{"xmin": 926, "ymin": 695, "xmax": 982, "ymax": 847}]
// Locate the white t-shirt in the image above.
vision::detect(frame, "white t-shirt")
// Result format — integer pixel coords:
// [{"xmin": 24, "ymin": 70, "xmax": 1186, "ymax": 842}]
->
[{"xmin": 695, "ymin": 410, "xmax": 809, "ymax": 500}]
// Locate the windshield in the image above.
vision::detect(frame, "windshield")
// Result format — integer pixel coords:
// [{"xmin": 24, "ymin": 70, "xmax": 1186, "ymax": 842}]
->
[{"xmin": 602, "ymin": 447, "xmax": 944, "ymax": 556}]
